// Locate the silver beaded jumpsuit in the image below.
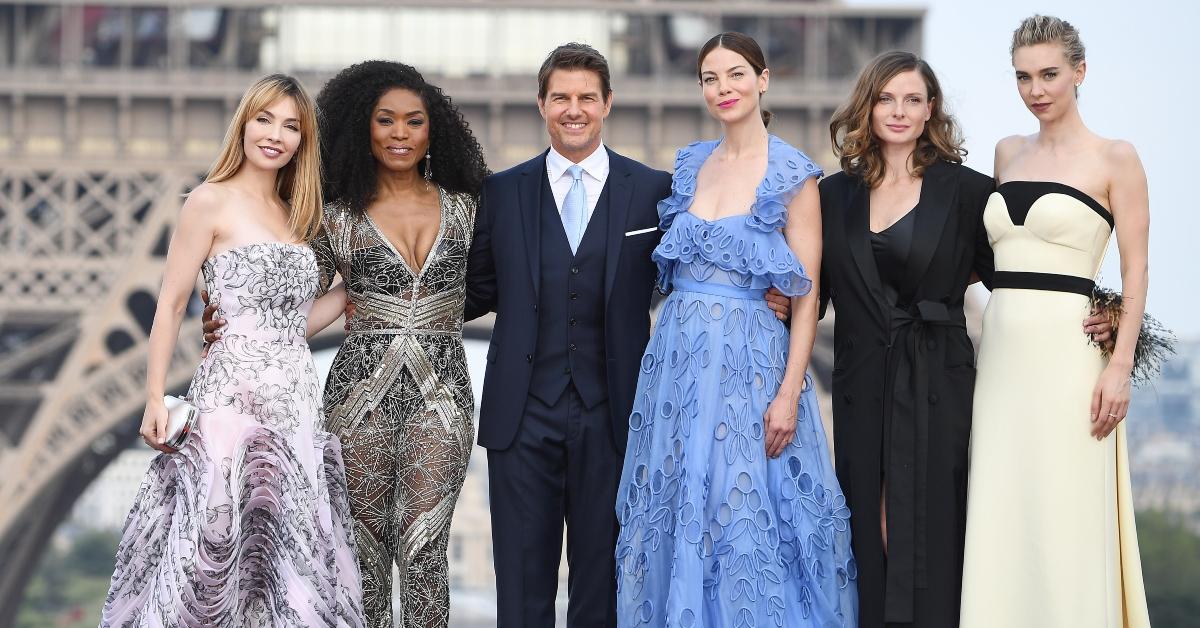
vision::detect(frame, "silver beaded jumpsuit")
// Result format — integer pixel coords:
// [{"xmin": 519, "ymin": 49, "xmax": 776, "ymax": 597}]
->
[{"xmin": 312, "ymin": 188, "xmax": 476, "ymax": 628}]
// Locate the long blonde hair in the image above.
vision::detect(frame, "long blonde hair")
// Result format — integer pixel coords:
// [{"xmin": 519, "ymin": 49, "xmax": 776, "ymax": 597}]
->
[
  {"xmin": 206, "ymin": 74, "xmax": 323, "ymax": 241},
  {"xmin": 829, "ymin": 51, "xmax": 965, "ymax": 188}
]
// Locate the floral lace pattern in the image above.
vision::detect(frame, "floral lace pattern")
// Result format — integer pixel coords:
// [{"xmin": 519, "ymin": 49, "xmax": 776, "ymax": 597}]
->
[
  {"xmin": 101, "ymin": 242, "xmax": 365, "ymax": 627},
  {"xmin": 615, "ymin": 137, "xmax": 857, "ymax": 627}
]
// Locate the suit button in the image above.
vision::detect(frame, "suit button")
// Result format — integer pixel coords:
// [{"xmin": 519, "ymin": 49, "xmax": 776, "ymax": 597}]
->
[
  {"xmin": 929, "ymin": 393, "xmax": 939, "ymax": 404},
  {"xmin": 563, "ymin": 366, "xmax": 571, "ymax": 374},
  {"xmin": 533, "ymin": 304, "xmax": 538, "ymax": 312},
  {"xmin": 570, "ymin": 292, "xmax": 578, "ymax": 300},
  {"xmin": 569, "ymin": 318, "xmax": 577, "ymax": 326},
  {"xmin": 570, "ymin": 343, "xmax": 578, "ymax": 351},
  {"xmin": 843, "ymin": 394, "xmax": 852, "ymax": 404},
  {"xmin": 571, "ymin": 267, "xmax": 580, "ymax": 275},
  {"xmin": 525, "ymin": 354, "xmax": 533, "ymax": 363}
]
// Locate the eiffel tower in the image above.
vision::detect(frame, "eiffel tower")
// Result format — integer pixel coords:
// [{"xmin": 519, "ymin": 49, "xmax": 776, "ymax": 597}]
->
[{"xmin": 0, "ymin": 1, "xmax": 922, "ymax": 622}]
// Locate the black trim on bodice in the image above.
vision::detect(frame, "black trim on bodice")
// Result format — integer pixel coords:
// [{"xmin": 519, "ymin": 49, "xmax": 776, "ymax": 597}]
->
[{"xmin": 997, "ymin": 180, "xmax": 1114, "ymax": 230}]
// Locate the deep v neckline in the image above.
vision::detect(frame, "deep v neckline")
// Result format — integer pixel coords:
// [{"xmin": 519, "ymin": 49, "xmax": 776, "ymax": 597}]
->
[{"xmin": 364, "ymin": 187, "xmax": 446, "ymax": 279}]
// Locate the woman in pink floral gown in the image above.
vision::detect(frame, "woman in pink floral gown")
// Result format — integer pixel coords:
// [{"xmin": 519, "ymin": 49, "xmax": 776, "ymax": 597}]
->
[{"xmin": 100, "ymin": 74, "xmax": 364, "ymax": 627}]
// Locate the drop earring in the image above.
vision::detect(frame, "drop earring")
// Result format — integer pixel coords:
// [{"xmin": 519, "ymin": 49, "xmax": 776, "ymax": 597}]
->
[{"xmin": 423, "ymin": 153, "xmax": 433, "ymax": 182}]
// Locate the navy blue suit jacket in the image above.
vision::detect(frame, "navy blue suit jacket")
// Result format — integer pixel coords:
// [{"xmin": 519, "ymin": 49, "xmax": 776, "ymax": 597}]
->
[{"xmin": 465, "ymin": 147, "xmax": 672, "ymax": 452}]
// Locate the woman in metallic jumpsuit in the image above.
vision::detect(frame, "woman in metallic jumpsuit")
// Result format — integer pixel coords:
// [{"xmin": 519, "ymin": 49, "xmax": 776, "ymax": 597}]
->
[{"xmin": 314, "ymin": 61, "xmax": 489, "ymax": 628}]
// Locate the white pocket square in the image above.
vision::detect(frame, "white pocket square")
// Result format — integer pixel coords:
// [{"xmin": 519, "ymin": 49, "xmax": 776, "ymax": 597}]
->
[{"xmin": 624, "ymin": 227, "xmax": 658, "ymax": 237}]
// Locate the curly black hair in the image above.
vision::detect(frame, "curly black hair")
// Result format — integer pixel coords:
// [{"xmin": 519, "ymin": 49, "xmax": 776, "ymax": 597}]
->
[{"xmin": 316, "ymin": 60, "xmax": 490, "ymax": 210}]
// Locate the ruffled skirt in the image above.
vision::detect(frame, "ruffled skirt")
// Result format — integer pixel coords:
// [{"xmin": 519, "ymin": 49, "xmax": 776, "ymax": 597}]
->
[{"xmin": 100, "ymin": 340, "xmax": 365, "ymax": 627}]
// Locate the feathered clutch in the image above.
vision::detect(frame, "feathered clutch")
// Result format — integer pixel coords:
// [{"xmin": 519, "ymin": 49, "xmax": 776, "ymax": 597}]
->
[{"xmin": 1090, "ymin": 286, "xmax": 1177, "ymax": 386}]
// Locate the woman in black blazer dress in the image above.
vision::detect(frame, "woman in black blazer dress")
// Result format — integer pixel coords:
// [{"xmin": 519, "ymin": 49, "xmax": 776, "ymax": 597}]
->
[{"xmin": 818, "ymin": 51, "xmax": 993, "ymax": 628}]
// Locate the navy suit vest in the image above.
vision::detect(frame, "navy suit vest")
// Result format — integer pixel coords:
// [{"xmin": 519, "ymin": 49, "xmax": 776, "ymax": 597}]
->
[{"xmin": 528, "ymin": 171, "xmax": 610, "ymax": 408}]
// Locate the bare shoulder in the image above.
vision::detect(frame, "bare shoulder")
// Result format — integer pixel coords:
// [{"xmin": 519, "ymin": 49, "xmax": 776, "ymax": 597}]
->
[
  {"xmin": 992, "ymin": 134, "xmax": 1029, "ymax": 177},
  {"xmin": 1103, "ymin": 138, "xmax": 1143, "ymax": 169},
  {"xmin": 993, "ymin": 134, "xmax": 1027, "ymax": 161},
  {"xmin": 181, "ymin": 182, "xmax": 227, "ymax": 216}
]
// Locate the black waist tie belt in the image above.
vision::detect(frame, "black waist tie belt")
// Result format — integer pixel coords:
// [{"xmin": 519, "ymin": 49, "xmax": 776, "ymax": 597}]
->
[{"xmin": 883, "ymin": 300, "xmax": 966, "ymax": 623}]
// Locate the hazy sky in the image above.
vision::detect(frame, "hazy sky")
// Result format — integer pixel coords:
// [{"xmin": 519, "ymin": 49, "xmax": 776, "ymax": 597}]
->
[{"xmin": 847, "ymin": 0, "xmax": 1199, "ymax": 337}]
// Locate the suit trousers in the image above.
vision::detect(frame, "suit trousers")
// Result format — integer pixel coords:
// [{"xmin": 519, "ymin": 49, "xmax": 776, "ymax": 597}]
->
[{"xmin": 487, "ymin": 384, "xmax": 620, "ymax": 628}]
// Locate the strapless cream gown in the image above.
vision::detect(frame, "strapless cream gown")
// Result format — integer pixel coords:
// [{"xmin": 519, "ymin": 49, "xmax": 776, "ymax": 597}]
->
[{"xmin": 960, "ymin": 181, "xmax": 1150, "ymax": 628}]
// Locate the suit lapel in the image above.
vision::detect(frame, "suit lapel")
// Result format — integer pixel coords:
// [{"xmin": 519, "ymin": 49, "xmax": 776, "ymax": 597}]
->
[
  {"xmin": 901, "ymin": 161, "xmax": 956, "ymax": 301},
  {"xmin": 844, "ymin": 178, "xmax": 890, "ymax": 323},
  {"xmin": 520, "ymin": 151, "xmax": 548, "ymax": 298},
  {"xmin": 604, "ymin": 149, "xmax": 633, "ymax": 304}
]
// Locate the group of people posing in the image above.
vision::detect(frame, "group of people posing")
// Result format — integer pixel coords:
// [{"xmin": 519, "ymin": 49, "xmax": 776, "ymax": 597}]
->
[{"xmin": 100, "ymin": 12, "xmax": 1151, "ymax": 628}]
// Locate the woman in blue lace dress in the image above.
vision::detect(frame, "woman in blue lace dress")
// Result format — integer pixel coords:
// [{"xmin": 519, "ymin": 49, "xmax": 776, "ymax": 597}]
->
[{"xmin": 615, "ymin": 32, "xmax": 857, "ymax": 628}]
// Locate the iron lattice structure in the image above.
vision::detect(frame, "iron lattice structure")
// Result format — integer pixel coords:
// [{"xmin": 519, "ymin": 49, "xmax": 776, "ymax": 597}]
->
[{"xmin": 0, "ymin": 0, "xmax": 922, "ymax": 622}]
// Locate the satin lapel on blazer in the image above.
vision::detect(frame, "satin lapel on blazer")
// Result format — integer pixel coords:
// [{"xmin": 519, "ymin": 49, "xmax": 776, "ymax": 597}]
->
[
  {"xmin": 844, "ymin": 179, "xmax": 890, "ymax": 323},
  {"xmin": 901, "ymin": 160, "xmax": 957, "ymax": 301},
  {"xmin": 519, "ymin": 151, "xmax": 549, "ymax": 298},
  {"xmin": 604, "ymin": 150, "xmax": 634, "ymax": 304}
]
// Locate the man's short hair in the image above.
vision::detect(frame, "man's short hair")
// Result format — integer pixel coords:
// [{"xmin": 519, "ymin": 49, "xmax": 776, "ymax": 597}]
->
[{"xmin": 537, "ymin": 43, "xmax": 612, "ymax": 100}]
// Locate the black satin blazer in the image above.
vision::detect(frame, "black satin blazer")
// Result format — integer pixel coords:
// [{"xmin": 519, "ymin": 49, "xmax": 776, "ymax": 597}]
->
[{"xmin": 818, "ymin": 160, "xmax": 994, "ymax": 627}]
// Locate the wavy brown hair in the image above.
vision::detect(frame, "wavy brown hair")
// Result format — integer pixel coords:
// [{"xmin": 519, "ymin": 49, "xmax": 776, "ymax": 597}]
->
[{"xmin": 829, "ymin": 51, "xmax": 965, "ymax": 188}]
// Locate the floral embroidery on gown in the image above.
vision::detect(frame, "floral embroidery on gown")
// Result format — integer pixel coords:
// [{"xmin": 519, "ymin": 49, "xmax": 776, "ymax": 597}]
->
[
  {"xmin": 100, "ymin": 242, "xmax": 365, "ymax": 628},
  {"xmin": 615, "ymin": 137, "xmax": 858, "ymax": 628}
]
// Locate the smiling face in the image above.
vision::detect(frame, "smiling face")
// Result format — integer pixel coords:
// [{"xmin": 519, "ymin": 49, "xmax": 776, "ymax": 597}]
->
[
  {"xmin": 241, "ymin": 96, "xmax": 301, "ymax": 172},
  {"xmin": 370, "ymin": 88, "xmax": 430, "ymax": 174},
  {"xmin": 537, "ymin": 68, "xmax": 611, "ymax": 163},
  {"xmin": 699, "ymin": 46, "xmax": 768, "ymax": 126},
  {"xmin": 1013, "ymin": 42, "xmax": 1085, "ymax": 122},
  {"xmin": 870, "ymin": 69, "xmax": 933, "ymax": 149}
]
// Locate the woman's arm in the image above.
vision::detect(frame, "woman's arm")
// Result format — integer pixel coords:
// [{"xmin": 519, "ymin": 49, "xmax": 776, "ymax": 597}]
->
[
  {"xmin": 141, "ymin": 185, "xmax": 221, "ymax": 451},
  {"xmin": 307, "ymin": 282, "xmax": 348, "ymax": 339},
  {"xmin": 764, "ymin": 177, "xmax": 822, "ymax": 458},
  {"xmin": 310, "ymin": 221, "xmax": 339, "ymax": 297},
  {"xmin": 1090, "ymin": 141, "xmax": 1150, "ymax": 439}
]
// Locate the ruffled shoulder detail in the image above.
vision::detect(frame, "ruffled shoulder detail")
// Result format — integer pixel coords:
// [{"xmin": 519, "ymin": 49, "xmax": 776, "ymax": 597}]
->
[
  {"xmin": 746, "ymin": 136, "xmax": 823, "ymax": 233},
  {"xmin": 653, "ymin": 213, "xmax": 814, "ymax": 297},
  {"xmin": 657, "ymin": 140, "xmax": 720, "ymax": 230}
]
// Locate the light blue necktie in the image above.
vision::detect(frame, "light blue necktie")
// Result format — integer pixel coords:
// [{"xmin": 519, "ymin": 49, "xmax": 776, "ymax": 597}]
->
[{"xmin": 561, "ymin": 165, "xmax": 586, "ymax": 254}]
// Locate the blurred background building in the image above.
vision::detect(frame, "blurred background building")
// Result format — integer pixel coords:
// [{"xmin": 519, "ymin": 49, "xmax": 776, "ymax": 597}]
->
[{"xmin": 1, "ymin": 1, "xmax": 1197, "ymax": 627}]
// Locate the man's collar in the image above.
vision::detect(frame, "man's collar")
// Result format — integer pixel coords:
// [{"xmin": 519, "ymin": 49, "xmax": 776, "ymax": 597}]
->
[{"xmin": 547, "ymin": 142, "xmax": 609, "ymax": 182}]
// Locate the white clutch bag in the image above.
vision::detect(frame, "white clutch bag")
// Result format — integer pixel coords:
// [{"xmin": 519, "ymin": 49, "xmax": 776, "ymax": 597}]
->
[{"xmin": 162, "ymin": 395, "xmax": 199, "ymax": 450}]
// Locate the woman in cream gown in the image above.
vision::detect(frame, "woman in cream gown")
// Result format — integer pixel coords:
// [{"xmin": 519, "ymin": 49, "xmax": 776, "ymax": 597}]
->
[{"xmin": 960, "ymin": 16, "xmax": 1151, "ymax": 628}]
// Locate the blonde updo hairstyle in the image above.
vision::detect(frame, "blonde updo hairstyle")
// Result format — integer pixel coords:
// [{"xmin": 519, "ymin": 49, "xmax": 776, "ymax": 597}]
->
[{"xmin": 1011, "ymin": 15, "xmax": 1086, "ymax": 95}]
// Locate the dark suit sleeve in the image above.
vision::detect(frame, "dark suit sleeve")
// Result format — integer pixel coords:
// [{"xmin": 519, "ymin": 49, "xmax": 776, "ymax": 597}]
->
[
  {"xmin": 465, "ymin": 180, "xmax": 497, "ymax": 321},
  {"xmin": 818, "ymin": 178, "xmax": 834, "ymax": 320},
  {"xmin": 968, "ymin": 174, "xmax": 997, "ymax": 290}
]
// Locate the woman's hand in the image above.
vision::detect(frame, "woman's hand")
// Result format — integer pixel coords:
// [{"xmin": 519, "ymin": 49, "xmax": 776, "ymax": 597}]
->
[
  {"xmin": 764, "ymin": 392, "xmax": 799, "ymax": 458},
  {"xmin": 201, "ymin": 290, "xmax": 226, "ymax": 349},
  {"xmin": 139, "ymin": 398, "xmax": 177, "ymax": 453},
  {"xmin": 1090, "ymin": 361, "xmax": 1132, "ymax": 439}
]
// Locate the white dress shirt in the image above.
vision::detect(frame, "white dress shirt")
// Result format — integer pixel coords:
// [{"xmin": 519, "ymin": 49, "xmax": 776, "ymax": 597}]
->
[{"xmin": 546, "ymin": 143, "xmax": 609, "ymax": 229}]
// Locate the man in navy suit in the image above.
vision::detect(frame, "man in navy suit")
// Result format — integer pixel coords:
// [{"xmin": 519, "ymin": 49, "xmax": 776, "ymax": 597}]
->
[{"xmin": 464, "ymin": 44, "xmax": 670, "ymax": 627}]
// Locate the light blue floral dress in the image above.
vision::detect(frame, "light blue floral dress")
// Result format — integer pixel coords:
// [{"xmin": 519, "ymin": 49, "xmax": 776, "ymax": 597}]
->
[{"xmin": 615, "ymin": 137, "xmax": 858, "ymax": 628}]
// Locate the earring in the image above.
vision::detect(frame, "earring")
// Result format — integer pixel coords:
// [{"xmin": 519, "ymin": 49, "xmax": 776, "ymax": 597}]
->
[{"xmin": 423, "ymin": 153, "xmax": 433, "ymax": 181}]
